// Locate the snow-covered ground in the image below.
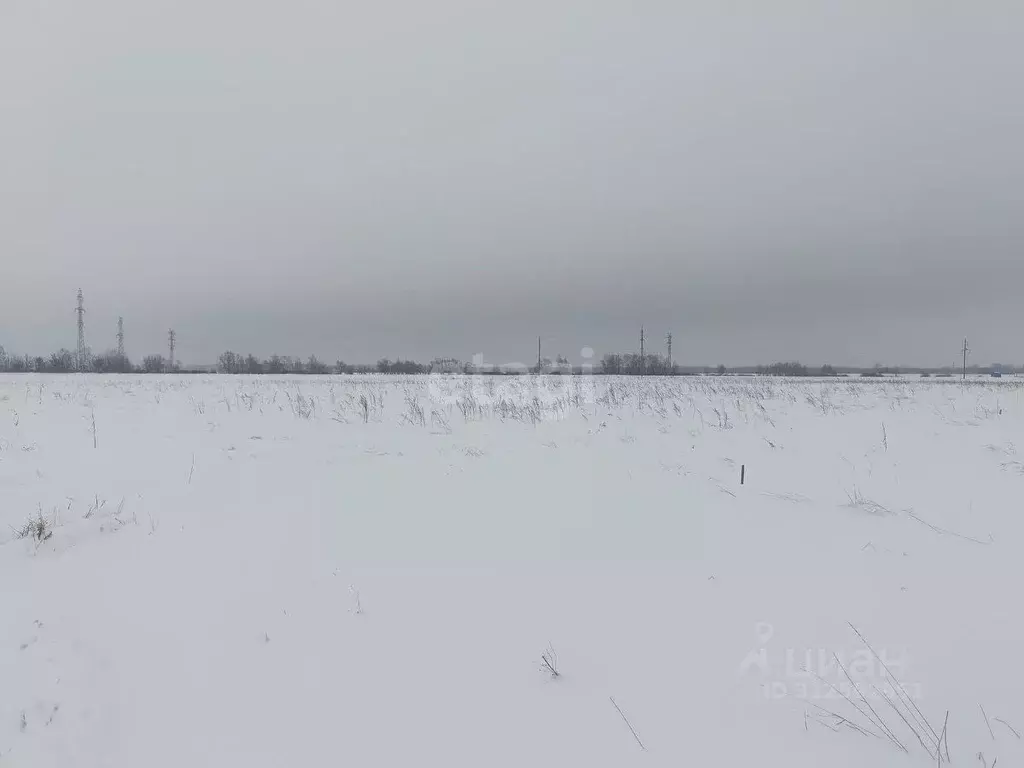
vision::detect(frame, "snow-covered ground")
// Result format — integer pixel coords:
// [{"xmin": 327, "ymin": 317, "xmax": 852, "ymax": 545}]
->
[{"xmin": 1, "ymin": 373, "xmax": 1021, "ymax": 767}]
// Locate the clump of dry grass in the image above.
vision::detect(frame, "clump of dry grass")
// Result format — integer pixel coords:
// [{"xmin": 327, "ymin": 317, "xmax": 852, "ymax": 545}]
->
[
  {"xmin": 803, "ymin": 624, "xmax": 1022, "ymax": 766},
  {"xmin": 540, "ymin": 644, "xmax": 560, "ymax": 679},
  {"xmin": 12, "ymin": 509, "xmax": 53, "ymax": 544},
  {"xmin": 400, "ymin": 395, "xmax": 426, "ymax": 427},
  {"xmin": 844, "ymin": 488, "xmax": 894, "ymax": 516}
]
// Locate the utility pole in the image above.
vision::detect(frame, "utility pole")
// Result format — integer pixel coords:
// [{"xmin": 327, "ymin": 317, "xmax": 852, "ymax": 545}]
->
[
  {"xmin": 537, "ymin": 335, "xmax": 542, "ymax": 373},
  {"xmin": 666, "ymin": 332, "xmax": 673, "ymax": 372},
  {"xmin": 168, "ymin": 329, "xmax": 176, "ymax": 370},
  {"xmin": 75, "ymin": 289, "xmax": 86, "ymax": 371},
  {"xmin": 117, "ymin": 317, "xmax": 125, "ymax": 359},
  {"xmin": 962, "ymin": 337, "xmax": 970, "ymax": 381},
  {"xmin": 640, "ymin": 325, "xmax": 645, "ymax": 375}
]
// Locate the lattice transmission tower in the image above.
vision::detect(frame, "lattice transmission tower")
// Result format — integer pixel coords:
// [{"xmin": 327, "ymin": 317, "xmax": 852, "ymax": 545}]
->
[{"xmin": 75, "ymin": 289, "xmax": 86, "ymax": 370}]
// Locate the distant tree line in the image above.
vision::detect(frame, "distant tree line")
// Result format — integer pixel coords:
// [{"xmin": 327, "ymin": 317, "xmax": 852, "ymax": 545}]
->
[
  {"xmin": 0, "ymin": 342, "xmax": 1017, "ymax": 378},
  {"xmin": 0, "ymin": 341, "xmax": 236, "ymax": 374},
  {"xmin": 215, "ymin": 352, "xmax": 434, "ymax": 375},
  {"xmin": 0, "ymin": 344, "xmax": 435, "ymax": 375},
  {"xmin": 217, "ymin": 352, "xmax": 330, "ymax": 375},
  {"xmin": 595, "ymin": 355, "xmax": 840, "ymax": 376},
  {"xmin": 755, "ymin": 362, "xmax": 840, "ymax": 376},
  {"xmin": 0, "ymin": 344, "xmax": 464, "ymax": 375},
  {"xmin": 0, "ymin": 345, "xmax": 177, "ymax": 374},
  {"xmin": 598, "ymin": 353, "xmax": 677, "ymax": 375}
]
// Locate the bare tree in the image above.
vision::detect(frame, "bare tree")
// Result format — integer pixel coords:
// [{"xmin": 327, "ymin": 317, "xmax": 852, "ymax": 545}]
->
[
  {"xmin": 48, "ymin": 349, "xmax": 76, "ymax": 372},
  {"xmin": 142, "ymin": 354, "xmax": 167, "ymax": 373},
  {"xmin": 218, "ymin": 351, "xmax": 244, "ymax": 374}
]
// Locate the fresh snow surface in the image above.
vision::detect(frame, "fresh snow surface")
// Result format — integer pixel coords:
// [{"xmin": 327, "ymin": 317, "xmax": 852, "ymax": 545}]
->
[{"xmin": 1, "ymin": 373, "xmax": 1022, "ymax": 767}]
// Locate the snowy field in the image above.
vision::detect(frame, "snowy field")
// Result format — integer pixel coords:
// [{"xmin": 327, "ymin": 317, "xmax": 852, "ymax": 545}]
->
[{"xmin": 1, "ymin": 373, "xmax": 1022, "ymax": 767}]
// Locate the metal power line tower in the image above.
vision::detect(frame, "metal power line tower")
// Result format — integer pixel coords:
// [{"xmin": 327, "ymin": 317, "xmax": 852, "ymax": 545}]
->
[
  {"xmin": 666, "ymin": 332, "xmax": 673, "ymax": 370},
  {"xmin": 117, "ymin": 317, "xmax": 125, "ymax": 358},
  {"xmin": 639, "ymin": 325, "xmax": 645, "ymax": 374},
  {"xmin": 75, "ymin": 289, "xmax": 86, "ymax": 370},
  {"xmin": 168, "ymin": 329, "xmax": 176, "ymax": 369}
]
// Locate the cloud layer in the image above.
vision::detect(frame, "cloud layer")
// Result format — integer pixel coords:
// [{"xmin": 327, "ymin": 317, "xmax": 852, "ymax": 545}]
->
[{"xmin": 3, "ymin": 2, "xmax": 1022, "ymax": 366}]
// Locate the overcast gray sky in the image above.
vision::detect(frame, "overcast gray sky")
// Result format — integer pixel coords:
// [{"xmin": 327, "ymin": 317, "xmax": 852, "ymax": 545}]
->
[{"xmin": 3, "ymin": 1, "xmax": 1022, "ymax": 367}]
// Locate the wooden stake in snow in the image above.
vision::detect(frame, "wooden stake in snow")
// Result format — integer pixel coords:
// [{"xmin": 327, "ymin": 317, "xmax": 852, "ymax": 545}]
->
[{"xmin": 741, "ymin": 465, "xmax": 745, "ymax": 485}]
